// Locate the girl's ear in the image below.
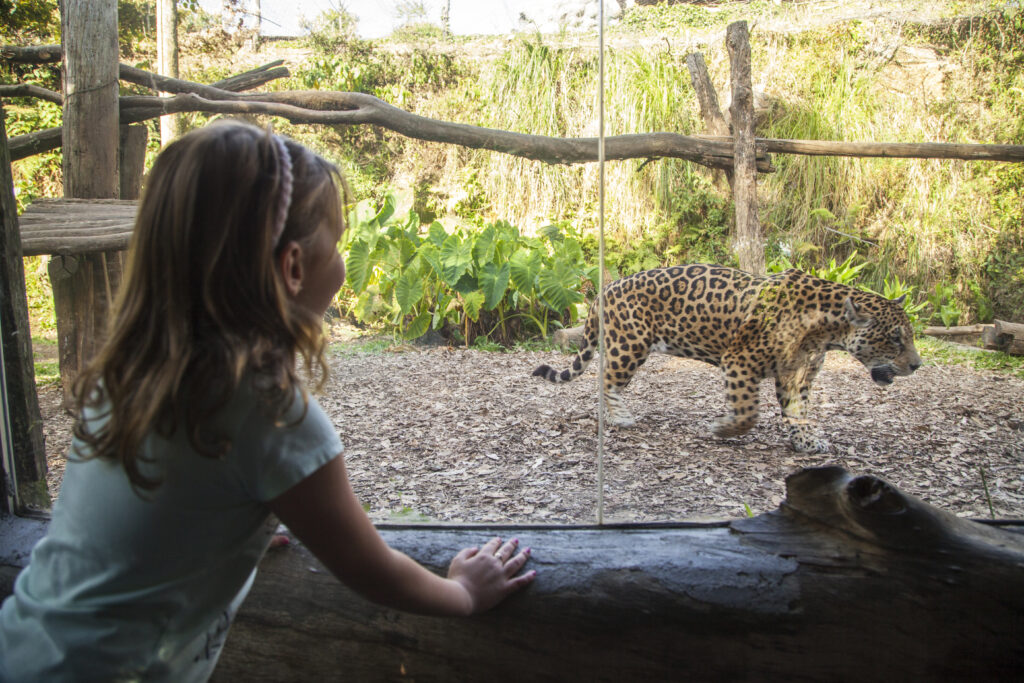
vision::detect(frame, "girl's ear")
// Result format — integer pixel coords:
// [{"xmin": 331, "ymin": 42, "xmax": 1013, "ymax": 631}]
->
[{"xmin": 277, "ymin": 240, "xmax": 305, "ymax": 296}]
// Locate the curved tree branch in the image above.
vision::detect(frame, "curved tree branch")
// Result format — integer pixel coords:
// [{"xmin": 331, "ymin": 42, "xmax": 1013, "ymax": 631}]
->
[
  {"xmin": 0, "ymin": 44, "xmax": 62, "ymax": 63},
  {"xmin": 117, "ymin": 61, "xmax": 288, "ymax": 98},
  {"xmin": 120, "ymin": 91, "xmax": 754, "ymax": 169},
  {"xmin": 7, "ymin": 52, "xmax": 1022, "ymax": 169},
  {"xmin": 6, "ymin": 61, "xmax": 291, "ymax": 162},
  {"xmin": 0, "ymin": 84, "xmax": 62, "ymax": 106}
]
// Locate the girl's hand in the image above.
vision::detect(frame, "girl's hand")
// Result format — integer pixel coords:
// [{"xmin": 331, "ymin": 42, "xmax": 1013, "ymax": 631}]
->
[{"xmin": 447, "ymin": 537, "xmax": 536, "ymax": 615}]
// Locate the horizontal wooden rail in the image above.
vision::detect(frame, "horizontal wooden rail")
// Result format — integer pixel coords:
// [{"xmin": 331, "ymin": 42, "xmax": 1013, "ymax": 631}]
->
[
  {"xmin": 696, "ymin": 135, "xmax": 1024, "ymax": 163},
  {"xmin": 17, "ymin": 198, "xmax": 136, "ymax": 256}
]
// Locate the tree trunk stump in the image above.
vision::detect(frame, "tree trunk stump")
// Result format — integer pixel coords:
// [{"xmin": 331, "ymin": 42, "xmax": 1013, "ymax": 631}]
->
[
  {"xmin": 212, "ymin": 467, "xmax": 1024, "ymax": 682},
  {"xmin": 0, "ymin": 105, "xmax": 48, "ymax": 511},
  {"xmin": 56, "ymin": 0, "xmax": 122, "ymax": 407},
  {"xmin": 726, "ymin": 21, "xmax": 765, "ymax": 276}
]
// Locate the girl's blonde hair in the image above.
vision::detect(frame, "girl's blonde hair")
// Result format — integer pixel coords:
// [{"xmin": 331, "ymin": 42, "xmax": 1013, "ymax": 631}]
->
[{"xmin": 72, "ymin": 121, "xmax": 349, "ymax": 490}]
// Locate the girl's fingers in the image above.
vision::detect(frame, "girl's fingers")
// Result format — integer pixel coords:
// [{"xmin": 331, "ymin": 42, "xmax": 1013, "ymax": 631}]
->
[
  {"xmin": 509, "ymin": 568, "xmax": 538, "ymax": 589},
  {"xmin": 457, "ymin": 546, "xmax": 480, "ymax": 561},
  {"xmin": 495, "ymin": 538, "xmax": 519, "ymax": 561},
  {"xmin": 480, "ymin": 536, "xmax": 502, "ymax": 556},
  {"xmin": 504, "ymin": 548, "xmax": 531, "ymax": 577}
]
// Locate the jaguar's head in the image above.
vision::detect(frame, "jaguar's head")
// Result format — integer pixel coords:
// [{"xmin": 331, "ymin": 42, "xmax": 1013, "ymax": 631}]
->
[{"xmin": 841, "ymin": 294, "xmax": 922, "ymax": 387}]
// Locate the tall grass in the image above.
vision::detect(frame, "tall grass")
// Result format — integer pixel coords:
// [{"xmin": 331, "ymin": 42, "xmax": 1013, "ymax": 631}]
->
[
  {"xmin": 398, "ymin": 3, "xmax": 1023, "ymax": 319},
  {"xmin": 10, "ymin": 1, "xmax": 1021, "ymax": 329},
  {"xmin": 413, "ymin": 36, "xmax": 712, "ymax": 245},
  {"xmin": 753, "ymin": 11, "xmax": 1023, "ymax": 318}
]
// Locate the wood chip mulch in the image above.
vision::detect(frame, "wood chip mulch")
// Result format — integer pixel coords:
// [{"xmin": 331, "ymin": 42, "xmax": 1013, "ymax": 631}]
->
[{"xmin": 39, "ymin": 344, "xmax": 1024, "ymax": 524}]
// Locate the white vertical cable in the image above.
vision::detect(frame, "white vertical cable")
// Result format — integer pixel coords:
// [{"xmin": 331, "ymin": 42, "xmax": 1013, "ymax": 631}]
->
[{"xmin": 596, "ymin": 0, "xmax": 607, "ymax": 526}]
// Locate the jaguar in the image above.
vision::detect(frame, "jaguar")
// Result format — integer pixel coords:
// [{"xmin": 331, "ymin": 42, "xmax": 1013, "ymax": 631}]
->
[{"xmin": 532, "ymin": 264, "xmax": 921, "ymax": 452}]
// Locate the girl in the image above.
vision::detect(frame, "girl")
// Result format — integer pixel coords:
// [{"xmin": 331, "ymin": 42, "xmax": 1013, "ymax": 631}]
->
[{"xmin": 0, "ymin": 121, "xmax": 534, "ymax": 681}]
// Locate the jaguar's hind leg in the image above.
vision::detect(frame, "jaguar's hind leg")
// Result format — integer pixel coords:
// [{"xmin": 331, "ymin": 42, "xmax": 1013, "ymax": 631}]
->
[
  {"xmin": 600, "ymin": 343, "xmax": 651, "ymax": 427},
  {"xmin": 603, "ymin": 384, "xmax": 636, "ymax": 427},
  {"xmin": 711, "ymin": 360, "xmax": 761, "ymax": 438}
]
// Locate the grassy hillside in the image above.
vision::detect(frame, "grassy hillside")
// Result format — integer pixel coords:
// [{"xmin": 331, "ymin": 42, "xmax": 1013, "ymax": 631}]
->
[
  {"xmin": 255, "ymin": 0, "xmax": 1022, "ymax": 324},
  {"xmin": 7, "ymin": 0, "xmax": 1024, "ymax": 331}
]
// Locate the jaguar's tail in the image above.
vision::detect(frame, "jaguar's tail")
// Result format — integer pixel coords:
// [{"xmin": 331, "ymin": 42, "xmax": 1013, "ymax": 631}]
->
[{"xmin": 532, "ymin": 304, "xmax": 600, "ymax": 383}]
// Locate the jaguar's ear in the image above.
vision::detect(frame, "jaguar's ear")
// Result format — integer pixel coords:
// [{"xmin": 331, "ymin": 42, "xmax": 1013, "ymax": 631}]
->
[
  {"xmin": 892, "ymin": 293, "xmax": 907, "ymax": 306},
  {"xmin": 843, "ymin": 297, "xmax": 871, "ymax": 328}
]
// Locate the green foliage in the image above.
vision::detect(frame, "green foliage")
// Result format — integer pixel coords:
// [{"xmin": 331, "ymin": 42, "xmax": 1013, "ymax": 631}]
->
[
  {"xmin": 31, "ymin": 338, "xmax": 59, "ymax": 388},
  {"xmin": 977, "ymin": 164, "xmax": 1024, "ymax": 321},
  {"xmin": 297, "ymin": 12, "xmax": 465, "ymax": 98},
  {"xmin": 0, "ymin": 0, "xmax": 58, "ymax": 42},
  {"xmin": 1, "ymin": 0, "xmax": 61, "ymax": 91},
  {"xmin": 290, "ymin": 8, "xmax": 469, "ymax": 205},
  {"xmin": 341, "ymin": 195, "xmax": 593, "ymax": 344},
  {"xmin": 812, "ymin": 254, "xmax": 869, "ymax": 287},
  {"xmin": 617, "ymin": 2, "xmax": 723, "ymax": 33},
  {"xmin": 390, "ymin": 22, "xmax": 445, "ymax": 43},
  {"xmin": 23, "ymin": 257, "xmax": 56, "ymax": 335},
  {"xmin": 329, "ymin": 337, "xmax": 396, "ymax": 357},
  {"xmin": 583, "ymin": 169, "xmax": 732, "ymax": 277},
  {"xmin": 117, "ymin": 0, "xmax": 157, "ymax": 56},
  {"xmin": 7, "ymin": 101, "xmax": 63, "ymax": 212},
  {"xmin": 917, "ymin": 336, "xmax": 1024, "ymax": 380},
  {"xmin": 877, "ymin": 274, "xmax": 929, "ymax": 328},
  {"xmin": 386, "ymin": 506, "xmax": 433, "ymax": 523},
  {"xmin": 755, "ymin": 4, "xmax": 1024, "ymax": 321},
  {"xmin": 6, "ymin": 0, "xmax": 1024, "ymax": 340},
  {"xmin": 925, "ymin": 283, "xmax": 962, "ymax": 328}
]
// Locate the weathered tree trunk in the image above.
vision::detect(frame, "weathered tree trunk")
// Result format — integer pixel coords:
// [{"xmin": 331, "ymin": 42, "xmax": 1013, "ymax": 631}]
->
[
  {"xmin": 0, "ymin": 105, "xmax": 48, "ymax": 512},
  {"xmin": 726, "ymin": 21, "xmax": 764, "ymax": 276},
  {"xmin": 119, "ymin": 125, "xmax": 148, "ymax": 201},
  {"xmin": 993, "ymin": 319, "xmax": 1024, "ymax": 355},
  {"xmin": 157, "ymin": 0, "xmax": 183, "ymax": 144},
  {"xmin": 924, "ymin": 323, "xmax": 990, "ymax": 347},
  {"xmin": 553, "ymin": 325, "xmax": 585, "ymax": 349},
  {"xmin": 924, "ymin": 323, "xmax": 989, "ymax": 337},
  {"xmin": 212, "ymin": 466, "xmax": 1024, "ymax": 681},
  {"xmin": 56, "ymin": 0, "xmax": 122, "ymax": 406},
  {"xmin": 686, "ymin": 51, "xmax": 735, "ymax": 189},
  {"xmin": 60, "ymin": 1, "xmax": 119, "ymax": 200}
]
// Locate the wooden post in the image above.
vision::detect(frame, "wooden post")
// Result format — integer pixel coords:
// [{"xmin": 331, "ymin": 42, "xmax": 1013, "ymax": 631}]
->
[
  {"xmin": 119, "ymin": 124, "xmax": 148, "ymax": 201},
  {"xmin": 56, "ymin": 0, "xmax": 122, "ymax": 405},
  {"xmin": 157, "ymin": 0, "xmax": 183, "ymax": 144},
  {"xmin": 61, "ymin": 0, "xmax": 119, "ymax": 199},
  {"xmin": 0, "ymin": 104, "xmax": 49, "ymax": 512},
  {"xmin": 726, "ymin": 21, "xmax": 764, "ymax": 275}
]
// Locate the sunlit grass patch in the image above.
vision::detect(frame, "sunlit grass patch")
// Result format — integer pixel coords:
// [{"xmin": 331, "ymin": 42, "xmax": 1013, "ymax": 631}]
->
[{"xmin": 917, "ymin": 336, "xmax": 1024, "ymax": 379}]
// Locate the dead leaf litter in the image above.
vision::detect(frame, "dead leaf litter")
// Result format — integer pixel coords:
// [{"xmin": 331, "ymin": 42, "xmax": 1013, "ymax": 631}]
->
[{"xmin": 39, "ymin": 343, "xmax": 1024, "ymax": 524}]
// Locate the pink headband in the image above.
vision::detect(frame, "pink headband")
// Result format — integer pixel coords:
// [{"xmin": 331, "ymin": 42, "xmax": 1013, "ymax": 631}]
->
[{"xmin": 271, "ymin": 135, "xmax": 293, "ymax": 246}]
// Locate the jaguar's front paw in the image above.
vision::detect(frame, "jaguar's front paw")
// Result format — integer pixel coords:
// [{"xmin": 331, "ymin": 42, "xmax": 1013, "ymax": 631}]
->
[
  {"xmin": 790, "ymin": 431, "xmax": 830, "ymax": 454},
  {"xmin": 606, "ymin": 412, "xmax": 637, "ymax": 428}
]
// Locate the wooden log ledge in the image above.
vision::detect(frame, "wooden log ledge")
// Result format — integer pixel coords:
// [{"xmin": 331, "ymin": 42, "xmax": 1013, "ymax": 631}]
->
[
  {"xmin": 213, "ymin": 466, "xmax": 1024, "ymax": 681},
  {"xmin": 18, "ymin": 198, "xmax": 136, "ymax": 256}
]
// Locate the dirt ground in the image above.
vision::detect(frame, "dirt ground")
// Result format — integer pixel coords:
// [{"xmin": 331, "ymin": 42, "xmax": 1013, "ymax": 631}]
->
[{"xmin": 38, "ymin": 336, "xmax": 1024, "ymax": 524}]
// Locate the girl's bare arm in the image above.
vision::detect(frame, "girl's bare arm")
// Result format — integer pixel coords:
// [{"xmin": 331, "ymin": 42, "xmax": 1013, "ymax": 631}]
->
[{"xmin": 269, "ymin": 455, "xmax": 535, "ymax": 616}]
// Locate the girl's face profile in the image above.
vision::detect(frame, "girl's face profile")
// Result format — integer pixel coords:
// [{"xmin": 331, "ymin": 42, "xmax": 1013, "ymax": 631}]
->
[{"xmin": 294, "ymin": 220, "xmax": 346, "ymax": 320}]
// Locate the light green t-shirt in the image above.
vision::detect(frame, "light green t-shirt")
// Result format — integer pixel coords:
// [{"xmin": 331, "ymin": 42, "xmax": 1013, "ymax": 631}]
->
[{"xmin": 0, "ymin": 382, "xmax": 342, "ymax": 682}]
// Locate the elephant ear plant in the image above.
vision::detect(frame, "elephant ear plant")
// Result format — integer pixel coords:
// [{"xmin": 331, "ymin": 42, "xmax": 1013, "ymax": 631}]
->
[{"xmin": 340, "ymin": 195, "xmax": 598, "ymax": 345}]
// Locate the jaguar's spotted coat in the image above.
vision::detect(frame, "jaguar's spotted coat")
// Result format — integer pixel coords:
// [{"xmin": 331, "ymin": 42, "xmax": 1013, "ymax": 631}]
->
[{"xmin": 533, "ymin": 264, "xmax": 921, "ymax": 453}]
